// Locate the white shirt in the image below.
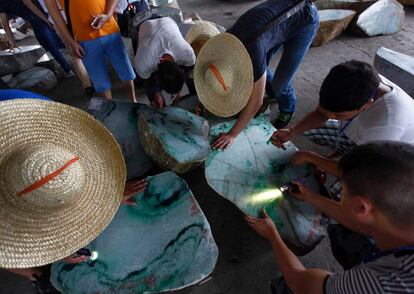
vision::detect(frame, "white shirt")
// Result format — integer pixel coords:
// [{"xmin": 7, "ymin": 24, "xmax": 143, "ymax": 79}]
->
[
  {"xmin": 345, "ymin": 76, "xmax": 414, "ymax": 144},
  {"xmin": 37, "ymin": 0, "xmax": 66, "ymax": 24},
  {"xmin": 134, "ymin": 17, "xmax": 196, "ymax": 79},
  {"xmin": 115, "ymin": 0, "xmax": 138, "ymax": 14}
]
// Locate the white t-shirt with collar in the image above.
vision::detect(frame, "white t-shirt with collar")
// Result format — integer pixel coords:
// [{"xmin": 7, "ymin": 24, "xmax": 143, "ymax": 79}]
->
[
  {"xmin": 344, "ymin": 75, "xmax": 414, "ymax": 144},
  {"xmin": 134, "ymin": 17, "xmax": 196, "ymax": 79}
]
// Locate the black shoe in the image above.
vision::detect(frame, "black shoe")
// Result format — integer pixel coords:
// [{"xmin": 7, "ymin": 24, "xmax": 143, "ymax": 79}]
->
[
  {"xmin": 84, "ymin": 86, "xmax": 95, "ymax": 98},
  {"xmin": 273, "ymin": 111, "xmax": 294, "ymax": 129},
  {"xmin": 31, "ymin": 268, "xmax": 60, "ymax": 294}
]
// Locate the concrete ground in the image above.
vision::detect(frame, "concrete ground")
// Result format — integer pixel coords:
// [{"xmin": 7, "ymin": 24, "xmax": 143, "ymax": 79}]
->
[{"xmin": 1, "ymin": 1, "xmax": 414, "ymax": 293}]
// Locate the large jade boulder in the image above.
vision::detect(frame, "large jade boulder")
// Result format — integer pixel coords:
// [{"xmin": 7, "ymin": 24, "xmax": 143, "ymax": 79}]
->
[
  {"xmin": 51, "ymin": 172, "xmax": 218, "ymax": 293},
  {"xmin": 312, "ymin": 9, "xmax": 355, "ymax": 46},
  {"xmin": 88, "ymin": 98, "xmax": 154, "ymax": 179},
  {"xmin": 138, "ymin": 106, "xmax": 210, "ymax": 174},
  {"xmin": 0, "ymin": 45, "xmax": 45, "ymax": 76},
  {"xmin": 206, "ymin": 118, "xmax": 327, "ymax": 251}
]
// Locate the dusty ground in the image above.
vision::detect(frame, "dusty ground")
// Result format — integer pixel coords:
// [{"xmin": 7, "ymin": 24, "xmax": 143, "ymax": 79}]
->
[{"xmin": 1, "ymin": 1, "xmax": 414, "ymax": 293}]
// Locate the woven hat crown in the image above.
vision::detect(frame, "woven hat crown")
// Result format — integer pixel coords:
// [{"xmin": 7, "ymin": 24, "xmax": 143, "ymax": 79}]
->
[
  {"xmin": 3, "ymin": 144, "xmax": 84, "ymax": 208},
  {"xmin": 204, "ymin": 62, "xmax": 234, "ymax": 97}
]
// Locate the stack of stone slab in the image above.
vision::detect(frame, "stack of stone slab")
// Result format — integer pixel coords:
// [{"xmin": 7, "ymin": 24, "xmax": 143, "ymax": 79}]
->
[
  {"xmin": 374, "ymin": 47, "xmax": 414, "ymax": 97},
  {"xmin": 0, "ymin": 45, "xmax": 58, "ymax": 93},
  {"xmin": 150, "ymin": 0, "xmax": 183, "ymax": 23},
  {"xmin": 315, "ymin": 0, "xmax": 405, "ymax": 37}
]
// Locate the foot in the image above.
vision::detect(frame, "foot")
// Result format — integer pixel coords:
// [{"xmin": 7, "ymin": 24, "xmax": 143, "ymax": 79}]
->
[
  {"xmin": 273, "ymin": 111, "xmax": 294, "ymax": 129},
  {"xmin": 31, "ymin": 270, "xmax": 59, "ymax": 294}
]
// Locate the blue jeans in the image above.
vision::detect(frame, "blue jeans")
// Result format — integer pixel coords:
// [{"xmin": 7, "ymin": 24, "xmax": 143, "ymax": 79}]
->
[
  {"xmin": 81, "ymin": 33, "xmax": 136, "ymax": 93},
  {"xmin": 266, "ymin": 3, "xmax": 319, "ymax": 113},
  {"xmin": 29, "ymin": 17, "xmax": 72, "ymax": 73}
]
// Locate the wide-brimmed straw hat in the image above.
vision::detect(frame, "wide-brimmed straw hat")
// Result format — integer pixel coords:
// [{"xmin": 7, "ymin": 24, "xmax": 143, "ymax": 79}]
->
[
  {"xmin": 194, "ymin": 33, "xmax": 253, "ymax": 117},
  {"xmin": 0, "ymin": 99, "xmax": 126, "ymax": 268},
  {"xmin": 186, "ymin": 21, "xmax": 220, "ymax": 56}
]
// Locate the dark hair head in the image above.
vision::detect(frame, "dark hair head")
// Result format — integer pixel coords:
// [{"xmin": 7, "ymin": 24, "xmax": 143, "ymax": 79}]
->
[
  {"xmin": 158, "ymin": 61, "xmax": 185, "ymax": 94},
  {"xmin": 339, "ymin": 141, "xmax": 414, "ymax": 227},
  {"xmin": 319, "ymin": 60, "xmax": 381, "ymax": 112}
]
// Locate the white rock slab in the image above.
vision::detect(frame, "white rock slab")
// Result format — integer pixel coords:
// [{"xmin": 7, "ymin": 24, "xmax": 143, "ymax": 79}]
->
[
  {"xmin": 356, "ymin": 0, "xmax": 404, "ymax": 36},
  {"xmin": 374, "ymin": 47, "xmax": 414, "ymax": 97}
]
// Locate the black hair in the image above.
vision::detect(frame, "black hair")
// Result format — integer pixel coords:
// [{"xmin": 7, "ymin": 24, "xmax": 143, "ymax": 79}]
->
[
  {"xmin": 339, "ymin": 141, "xmax": 414, "ymax": 227},
  {"xmin": 319, "ymin": 60, "xmax": 381, "ymax": 112},
  {"xmin": 157, "ymin": 61, "xmax": 185, "ymax": 94}
]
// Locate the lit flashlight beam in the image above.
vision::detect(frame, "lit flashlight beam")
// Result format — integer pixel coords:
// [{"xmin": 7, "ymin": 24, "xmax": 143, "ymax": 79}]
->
[{"xmin": 249, "ymin": 189, "xmax": 284, "ymax": 204}]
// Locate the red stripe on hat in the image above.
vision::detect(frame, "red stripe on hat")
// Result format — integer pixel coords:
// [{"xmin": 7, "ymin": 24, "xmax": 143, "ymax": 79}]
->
[
  {"xmin": 17, "ymin": 157, "xmax": 80, "ymax": 197},
  {"xmin": 208, "ymin": 64, "xmax": 228, "ymax": 92}
]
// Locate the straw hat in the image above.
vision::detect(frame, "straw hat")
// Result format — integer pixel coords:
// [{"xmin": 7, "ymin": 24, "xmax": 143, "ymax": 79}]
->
[
  {"xmin": 186, "ymin": 21, "xmax": 220, "ymax": 56},
  {"xmin": 0, "ymin": 99, "xmax": 126, "ymax": 268},
  {"xmin": 194, "ymin": 33, "xmax": 253, "ymax": 117}
]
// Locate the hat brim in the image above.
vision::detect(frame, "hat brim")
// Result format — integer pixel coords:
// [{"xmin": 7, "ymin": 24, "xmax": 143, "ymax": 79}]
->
[
  {"xmin": 186, "ymin": 21, "xmax": 221, "ymax": 45},
  {"xmin": 194, "ymin": 33, "xmax": 253, "ymax": 117},
  {"xmin": 0, "ymin": 99, "xmax": 126, "ymax": 268}
]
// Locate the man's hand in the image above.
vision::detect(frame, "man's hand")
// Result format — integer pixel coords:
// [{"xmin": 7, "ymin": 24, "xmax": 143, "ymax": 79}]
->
[
  {"xmin": 270, "ymin": 129, "xmax": 292, "ymax": 149},
  {"xmin": 92, "ymin": 14, "xmax": 111, "ymax": 30},
  {"xmin": 244, "ymin": 209, "xmax": 278, "ymax": 240},
  {"xmin": 123, "ymin": 178, "xmax": 147, "ymax": 205},
  {"xmin": 291, "ymin": 151, "xmax": 312, "ymax": 166},
  {"xmin": 70, "ymin": 41, "xmax": 85, "ymax": 58},
  {"xmin": 288, "ymin": 181, "xmax": 315, "ymax": 202},
  {"xmin": 63, "ymin": 255, "xmax": 89, "ymax": 264},
  {"xmin": 152, "ymin": 92, "xmax": 165, "ymax": 109},
  {"xmin": 212, "ymin": 132, "xmax": 235, "ymax": 150}
]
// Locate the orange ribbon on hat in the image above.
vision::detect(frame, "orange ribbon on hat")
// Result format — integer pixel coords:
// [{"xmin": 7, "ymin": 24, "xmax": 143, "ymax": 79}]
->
[
  {"xmin": 208, "ymin": 64, "xmax": 228, "ymax": 92},
  {"xmin": 17, "ymin": 157, "xmax": 80, "ymax": 197}
]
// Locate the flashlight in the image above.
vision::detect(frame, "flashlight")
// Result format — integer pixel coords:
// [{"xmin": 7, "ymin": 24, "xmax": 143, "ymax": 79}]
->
[
  {"xmin": 72, "ymin": 248, "xmax": 99, "ymax": 261},
  {"xmin": 280, "ymin": 183, "xmax": 300, "ymax": 194}
]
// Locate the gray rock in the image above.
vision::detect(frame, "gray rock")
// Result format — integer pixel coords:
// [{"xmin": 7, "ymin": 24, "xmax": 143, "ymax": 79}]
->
[
  {"xmin": 315, "ymin": 0, "xmax": 377, "ymax": 15},
  {"xmin": 36, "ymin": 52, "xmax": 61, "ymax": 72},
  {"xmin": 0, "ymin": 74, "xmax": 13, "ymax": 84},
  {"xmin": 374, "ymin": 47, "xmax": 414, "ymax": 97},
  {"xmin": 8, "ymin": 66, "xmax": 57, "ymax": 93},
  {"xmin": 0, "ymin": 45, "xmax": 45, "ymax": 76},
  {"xmin": 312, "ymin": 9, "xmax": 356, "ymax": 47},
  {"xmin": 356, "ymin": 0, "xmax": 404, "ymax": 36}
]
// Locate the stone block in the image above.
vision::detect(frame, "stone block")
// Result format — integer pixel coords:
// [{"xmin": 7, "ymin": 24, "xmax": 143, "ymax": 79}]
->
[
  {"xmin": 138, "ymin": 106, "xmax": 210, "ymax": 174},
  {"xmin": 315, "ymin": 0, "xmax": 377, "ymax": 14},
  {"xmin": 87, "ymin": 98, "xmax": 155, "ymax": 179},
  {"xmin": 0, "ymin": 45, "xmax": 45, "ymax": 76},
  {"xmin": 355, "ymin": 0, "xmax": 404, "ymax": 36},
  {"xmin": 374, "ymin": 47, "xmax": 414, "ymax": 97},
  {"xmin": 8, "ymin": 66, "xmax": 57, "ymax": 93},
  {"xmin": 51, "ymin": 172, "xmax": 218, "ymax": 293},
  {"xmin": 205, "ymin": 117, "xmax": 328, "ymax": 252},
  {"xmin": 312, "ymin": 9, "xmax": 356, "ymax": 46}
]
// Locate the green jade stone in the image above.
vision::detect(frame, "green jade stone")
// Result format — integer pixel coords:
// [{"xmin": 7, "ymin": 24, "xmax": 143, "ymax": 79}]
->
[
  {"xmin": 138, "ymin": 106, "xmax": 211, "ymax": 173},
  {"xmin": 206, "ymin": 118, "xmax": 327, "ymax": 250},
  {"xmin": 87, "ymin": 98, "xmax": 154, "ymax": 179},
  {"xmin": 51, "ymin": 172, "xmax": 218, "ymax": 293}
]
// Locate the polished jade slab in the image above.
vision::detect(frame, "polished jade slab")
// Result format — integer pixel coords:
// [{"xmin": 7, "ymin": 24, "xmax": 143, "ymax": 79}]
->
[
  {"xmin": 206, "ymin": 118, "xmax": 327, "ymax": 250},
  {"xmin": 88, "ymin": 98, "xmax": 154, "ymax": 179},
  {"xmin": 138, "ymin": 106, "xmax": 210, "ymax": 172},
  {"xmin": 51, "ymin": 172, "xmax": 218, "ymax": 293}
]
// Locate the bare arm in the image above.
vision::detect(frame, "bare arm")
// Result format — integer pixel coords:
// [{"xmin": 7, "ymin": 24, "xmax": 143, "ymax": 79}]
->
[
  {"xmin": 271, "ymin": 107, "xmax": 329, "ymax": 148},
  {"xmin": 245, "ymin": 211, "xmax": 330, "ymax": 294},
  {"xmin": 290, "ymin": 182, "xmax": 359, "ymax": 232},
  {"xmin": 44, "ymin": 0, "xmax": 85, "ymax": 58},
  {"xmin": 0, "ymin": 13, "xmax": 17, "ymax": 48},
  {"xmin": 292, "ymin": 151, "xmax": 340, "ymax": 177},
  {"xmin": 23, "ymin": 0, "xmax": 50, "ymax": 25},
  {"xmin": 212, "ymin": 72, "xmax": 266, "ymax": 149}
]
